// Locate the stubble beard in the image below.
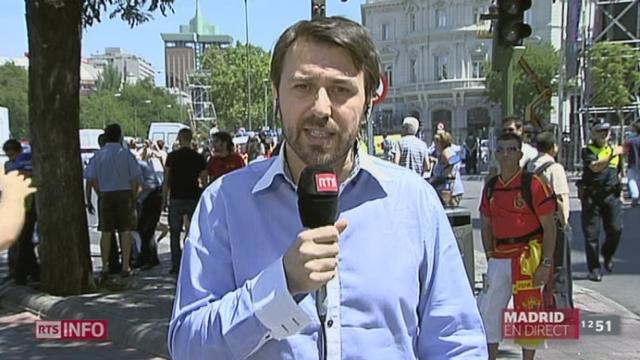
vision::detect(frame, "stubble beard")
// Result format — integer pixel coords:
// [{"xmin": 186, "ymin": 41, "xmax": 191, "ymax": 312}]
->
[{"xmin": 283, "ymin": 116, "xmax": 357, "ymax": 168}]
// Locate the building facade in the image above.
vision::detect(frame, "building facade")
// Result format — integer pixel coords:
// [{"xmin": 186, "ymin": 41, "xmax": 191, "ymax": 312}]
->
[
  {"xmin": 161, "ymin": 0, "xmax": 232, "ymax": 92},
  {"xmin": 88, "ymin": 47, "xmax": 156, "ymax": 86},
  {"xmin": 362, "ymin": 0, "xmax": 565, "ymax": 143}
]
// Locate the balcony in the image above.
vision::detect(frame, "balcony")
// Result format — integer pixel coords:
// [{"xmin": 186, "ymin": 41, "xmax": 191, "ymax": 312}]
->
[{"xmin": 388, "ymin": 79, "xmax": 486, "ymax": 96}]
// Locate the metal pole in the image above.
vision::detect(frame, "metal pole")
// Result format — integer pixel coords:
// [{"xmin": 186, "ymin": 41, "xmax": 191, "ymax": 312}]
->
[
  {"xmin": 244, "ymin": 0, "xmax": 252, "ymax": 131},
  {"xmin": 134, "ymin": 107, "xmax": 137, "ymax": 138},
  {"xmin": 557, "ymin": 0, "xmax": 567, "ymax": 162},
  {"xmin": 264, "ymin": 82, "xmax": 268, "ymax": 129}
]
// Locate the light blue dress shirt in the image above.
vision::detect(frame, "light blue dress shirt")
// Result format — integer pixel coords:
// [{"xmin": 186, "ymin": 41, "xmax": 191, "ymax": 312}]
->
[
  {"xmin": 84, "ymin": 143, "xmax": 142, "ymax": 192},
  {"xmin": 168, "ymin": 150, "xmax": 487, "ymax": 360}
]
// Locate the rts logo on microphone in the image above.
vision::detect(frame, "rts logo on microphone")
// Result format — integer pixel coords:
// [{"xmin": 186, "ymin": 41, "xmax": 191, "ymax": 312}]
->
[{"xmin": 315, "ymin": 173, "xmax": 338, "ymax": 193}]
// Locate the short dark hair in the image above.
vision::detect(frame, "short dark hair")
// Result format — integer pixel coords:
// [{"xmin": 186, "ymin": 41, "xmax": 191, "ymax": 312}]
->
[
  {"xmin": 104, "ymin": 124, "xmax": 122, "ymax": 143},
  {"xmin": 97, "ymin": 134, "xmax": 106, "ymax": 147},
  {"xmin": 535, "ymin": 131, "xmax": 557, "ymax": 153},
  {"xmin": 178, "ymin": 128, "xmax": 193, "ymax": 143},
  {"xmin": 497, "ymin": 132, "xmax": 523, "ymax": 148},
  {"xmin": 270, "ymin": 16, "xmax": 381, "ymax": 103},
  {"xmin": 502, "ymin": 116, "xmax": 523, "ymax": 130},
  {"xmin": 212, "ymin": 131, "xmax": 234, "ymax": 152},
  {"xmin": 3, "ymin": 139, "xmax": 21, "ymax": 153}
]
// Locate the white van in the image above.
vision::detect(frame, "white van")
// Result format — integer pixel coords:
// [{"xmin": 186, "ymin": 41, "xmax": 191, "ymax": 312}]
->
[
  {"xmin": 79, "ymin": 128, "xmax": 103, "ymax": 166},
  {"xmin": 148, "ymin": 122, "xmax": 189, "ymax": 152}
]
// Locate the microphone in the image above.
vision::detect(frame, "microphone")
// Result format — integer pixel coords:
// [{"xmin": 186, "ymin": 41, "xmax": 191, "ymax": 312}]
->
[
  {"xmin": 297, "ymin": 165, "xmax": 339, "ymax": 228},
  {"xmin": 297, "ymin": 165, "xmax": 339, "ymax": 359}
]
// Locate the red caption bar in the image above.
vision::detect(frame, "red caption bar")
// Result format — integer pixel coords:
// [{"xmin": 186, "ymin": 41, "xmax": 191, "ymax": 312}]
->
[
  {"xmin": 35, "ymin": 320, "xmax": 108, "ymax": 340},
  {"xmin": 502, "ymin": 309, "xmax": 580, "ymax": 339}
]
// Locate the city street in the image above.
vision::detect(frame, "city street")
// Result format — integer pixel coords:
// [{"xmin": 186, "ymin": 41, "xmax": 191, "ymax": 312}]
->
[
  {"xmin": 0, "ymin": 174, "xmax": 638, "ymax": 359},
  {"xmin": 460, "ymin": 175, "xmax": 640, "ymax": 318}
]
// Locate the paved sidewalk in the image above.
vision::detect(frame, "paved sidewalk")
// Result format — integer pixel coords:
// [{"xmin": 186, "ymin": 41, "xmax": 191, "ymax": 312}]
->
[{"xmin": 0, "ymin": 245, "xmax": 637, "ymax": 359}]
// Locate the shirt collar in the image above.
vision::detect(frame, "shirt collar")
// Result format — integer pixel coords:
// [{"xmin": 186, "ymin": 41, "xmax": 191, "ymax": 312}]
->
[{"xmin": 252, "ymin": 142, "xmax": 391, "ymax": 194}]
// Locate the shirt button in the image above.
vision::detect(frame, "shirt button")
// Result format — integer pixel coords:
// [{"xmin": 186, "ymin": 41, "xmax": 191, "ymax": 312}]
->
[{"xmin": 327, "ymin": 319, "xmax": 334, "ymax": 328}]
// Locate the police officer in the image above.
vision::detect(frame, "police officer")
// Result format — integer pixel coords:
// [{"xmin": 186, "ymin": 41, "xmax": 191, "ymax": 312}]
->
[{"xmin": 579, "ymin": 121, "xmax": 624, "ymax": 282}]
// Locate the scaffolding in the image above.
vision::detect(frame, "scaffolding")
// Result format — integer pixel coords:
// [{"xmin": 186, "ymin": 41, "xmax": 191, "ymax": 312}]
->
[
  {"xmin": 573, "ymin": 0, "xmax": 640, "ymax": 168},
  {"xmin": 187, "ymin": 70, "xmax": 217, "ymax": 140}
]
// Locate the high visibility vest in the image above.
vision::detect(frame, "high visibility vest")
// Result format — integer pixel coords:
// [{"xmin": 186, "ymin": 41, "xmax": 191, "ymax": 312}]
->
[{"xmin": 587, "ymin": 144, "xmax": 620, "ymax": 169}]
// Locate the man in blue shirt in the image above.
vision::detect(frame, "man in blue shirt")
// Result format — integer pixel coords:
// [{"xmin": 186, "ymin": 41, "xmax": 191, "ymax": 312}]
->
[
  {"xmin": 169, "ymin": 16, "xmax": 486, "ymax": 359},
  {"xmin": 85, "ymin": 124, "xmax": 142, "ymax": 280}
]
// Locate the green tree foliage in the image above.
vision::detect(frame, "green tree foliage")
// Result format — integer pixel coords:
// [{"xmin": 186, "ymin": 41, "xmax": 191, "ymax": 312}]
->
[
  {"xmin": 202, "ymin": 42, "xmax": 273, "ymax": 131},
  {"xmin": 95, "ymin": 64, "xmax": 122, "ymax": 92},
  {"xmin": 485, "ymin": 43, "xmax": 560, "ymax": 121},
  {"xmin": 588, "ymin": 42, "xmax": 640, "ymax": 110},
  {"xmin": 0, "ymin": 63, "xmax": 29, "ymax": 138},
  {"xmin": 80, "ymin": 78, "xmax": 184, "ymax": 138}
]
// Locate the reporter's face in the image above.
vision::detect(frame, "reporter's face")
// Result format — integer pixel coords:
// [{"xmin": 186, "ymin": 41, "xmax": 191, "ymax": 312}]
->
[{"xmin": 277, "ymin": 39, "xmax": 367, "ymax": 167}]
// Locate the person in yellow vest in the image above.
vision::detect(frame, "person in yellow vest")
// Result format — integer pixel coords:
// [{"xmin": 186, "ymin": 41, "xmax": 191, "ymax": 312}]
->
[{"xmin": 579, "ymin": 121, "xmax": 624, "ymax": 282}]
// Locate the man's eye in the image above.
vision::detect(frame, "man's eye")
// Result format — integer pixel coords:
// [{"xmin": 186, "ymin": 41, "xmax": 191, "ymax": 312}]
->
[
  {"xmin": 333, "ymin": 87, "xmax": 352, "ymax": 94},
  {"xmin": 293, "ymin": 83, "xmax": 310, "ymax": 91}
]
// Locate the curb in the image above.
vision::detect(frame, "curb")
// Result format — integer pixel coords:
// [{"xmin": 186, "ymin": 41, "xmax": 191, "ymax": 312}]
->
[{"xmin": 0, "ymin": 284, "xmax": 170, "ymax": 359}]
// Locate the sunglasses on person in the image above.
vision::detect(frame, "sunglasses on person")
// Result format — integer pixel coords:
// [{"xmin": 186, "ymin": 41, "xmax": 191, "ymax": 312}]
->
[
  {"xmin": 502, "ymin": 127, "xmax": 517, "ymax": 133},
  {"xmin": 495, "ymin": 145, "xmax": 520, "ymax": 154}
]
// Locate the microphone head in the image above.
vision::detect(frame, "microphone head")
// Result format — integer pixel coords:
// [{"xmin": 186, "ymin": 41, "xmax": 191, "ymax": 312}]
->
[{"xmin": 297, "ymin": 165, "xmax": 339, "ymax": 228}]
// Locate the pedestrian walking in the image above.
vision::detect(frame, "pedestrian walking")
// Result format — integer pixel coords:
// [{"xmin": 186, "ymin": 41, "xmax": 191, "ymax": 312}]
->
[
  {"xmin": 478, "ymin": 132, "xmax": 557, "ymax": 360},
  {"xmin": 578, "ymin": 121, "xmax": 624, "ymax": 282},
  {"xmin": 163, "ymin": 128, "xmax": 207, "ymax": 275}
]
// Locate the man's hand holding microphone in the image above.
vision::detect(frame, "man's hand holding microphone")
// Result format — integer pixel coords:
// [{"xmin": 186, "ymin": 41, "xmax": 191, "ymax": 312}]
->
[{"xmin": 283, "ymin": 219, "xmax": 347, "ymax": 295}]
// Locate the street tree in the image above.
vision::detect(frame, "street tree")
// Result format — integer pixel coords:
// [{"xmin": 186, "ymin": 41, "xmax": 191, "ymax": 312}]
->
[
  {"xmin": 0, "ymin": 63, "xmax": 29, "ymax": 138},
  {"xmin": 80, "ymin": 79, "xmax": 183, "ymax": 136},
  {"xmin": 26, "ymin": 0, "xmax": 174, "ymax": 296},
  {"xmin": 588, "ymin": 41, "xmax": 640, "ymax": 135},
  {"xmin": 202, "ymin": 42, "xmax": 273, "ymax": 131},
  {"xmin": 95, "ymin": 64, "xmax": 122, "ymax": 92},
  {"xmin": 485, "ymin": 42, "xmax": 560, "ymax": 122}
]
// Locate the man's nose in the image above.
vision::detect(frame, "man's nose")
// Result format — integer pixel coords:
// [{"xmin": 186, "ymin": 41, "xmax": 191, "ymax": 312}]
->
[{"xmin": 311, "ymin": 87, "xmax": 331, "ymax": 118}]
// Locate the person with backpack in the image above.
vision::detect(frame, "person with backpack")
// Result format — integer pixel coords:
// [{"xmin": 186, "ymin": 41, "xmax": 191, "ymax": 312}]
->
[
  {"xmin": 578, "ymin": 121, "xmax": 624, "ymax": 282},
  {"xmin": 529, "ymin": 131, "xmax": 573, "ymax": 309},
  {"xmin": 477, "ymin": 132, "xmax": 557, "ymax": 360}
]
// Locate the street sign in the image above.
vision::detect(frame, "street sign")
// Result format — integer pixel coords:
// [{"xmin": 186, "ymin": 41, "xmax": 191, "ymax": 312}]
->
[{"xmin": 372, "ymin": 74, "xmax": 388, "ymax": 106}]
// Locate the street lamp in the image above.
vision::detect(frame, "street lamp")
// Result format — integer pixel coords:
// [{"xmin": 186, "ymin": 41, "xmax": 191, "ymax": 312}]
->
[
  {"xmin": 134, "ymin": 99, "xmax": 152, "ymax": 139},
  {"xmin": 244, "ymin": 0, "xmax": 252, "ymax": 131},
  {"xmin": 263, "ymin": 79, "xmax": 269, "ymax": 129}
]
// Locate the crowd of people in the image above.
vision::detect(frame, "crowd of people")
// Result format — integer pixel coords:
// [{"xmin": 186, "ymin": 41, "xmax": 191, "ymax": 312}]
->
[{"xmin": 1, "ymin": 14, "xmax": 638, "ymax": 360}]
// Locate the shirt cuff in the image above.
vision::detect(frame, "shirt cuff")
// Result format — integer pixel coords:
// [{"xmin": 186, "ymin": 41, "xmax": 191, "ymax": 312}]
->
[{"xmin": 252, "ymin": 257, "xmax": 311, "ymax": 340}]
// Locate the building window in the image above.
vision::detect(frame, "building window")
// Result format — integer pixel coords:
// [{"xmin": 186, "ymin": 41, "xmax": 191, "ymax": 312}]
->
[
  {"xmin": 382, "ymin": 23, "xmax": 390, "ymax": 41},
  {"xmin": 434, "ymin": 55, "xmax": 448, "ymax": 80},
  {"xmin": 472, "ymin": 7, "xmax": 483, "ymax": 24},
  {"xmin": 409, "ymin": 58, "xmax": 417, "ymax": 83},
  {"xmin": 436, "ymin": 9, "xmax": 446, "ymax": 28},
  {"xmin": 471, "ymin": 58, "xmax": 484, "ymax": 78},
  {"xmin": 409, "ymin": 13, "xmax": 416, "ymax": 32},
  {"xmin": 385, "ymin": 64, "xmax": 393, "ymax": 87}
]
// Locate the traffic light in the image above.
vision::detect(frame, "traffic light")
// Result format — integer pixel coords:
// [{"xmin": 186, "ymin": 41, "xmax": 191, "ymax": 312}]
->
[
  {"xmin": 496, "ymin": 0, "xmax": 532, "ymax": 47},
  {"xmin": 311, "ymin": 0, "xmax": 326, "ymax": 20}
]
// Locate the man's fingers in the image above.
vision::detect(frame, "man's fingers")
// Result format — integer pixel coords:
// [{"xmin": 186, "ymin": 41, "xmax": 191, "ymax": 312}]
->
[
  {"xmin": 309, "ymin": 270, "xmax": 336, "ymax": 283},
  {"xmin": 300, "ymin": 241, "xmax": 339, "ymax": 258},
  {"xmin": 305, "ymin": 258, "xmax": 338, "ymax": 273},
  {"xmin": 334, "ymin": 218, "xmax": 348, "ymax": 234}
]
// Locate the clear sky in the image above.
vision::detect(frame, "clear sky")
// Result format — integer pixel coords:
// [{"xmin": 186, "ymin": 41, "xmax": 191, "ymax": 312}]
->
[{"xmin": 0, "ymin": 0, "xmax": 364, "ymax": 85}]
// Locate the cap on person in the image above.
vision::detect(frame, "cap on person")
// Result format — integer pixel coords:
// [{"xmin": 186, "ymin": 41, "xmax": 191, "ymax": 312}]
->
[
  {"xmin": 15, "ymin": 152, "xmax": 32, "ymax": 172},
  {"xmin": 402, "ymin": 116, "xmax": 420, "ymax": 135},
  {"xmin": 592, "ymin": 120, "xmax": 611, "ymax": 132}
]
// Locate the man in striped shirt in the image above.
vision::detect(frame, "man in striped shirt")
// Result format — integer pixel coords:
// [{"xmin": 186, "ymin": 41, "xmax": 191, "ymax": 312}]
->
[{"xmin": 392, "ymin": 116, "xmax": 430, "ymax": 176}]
